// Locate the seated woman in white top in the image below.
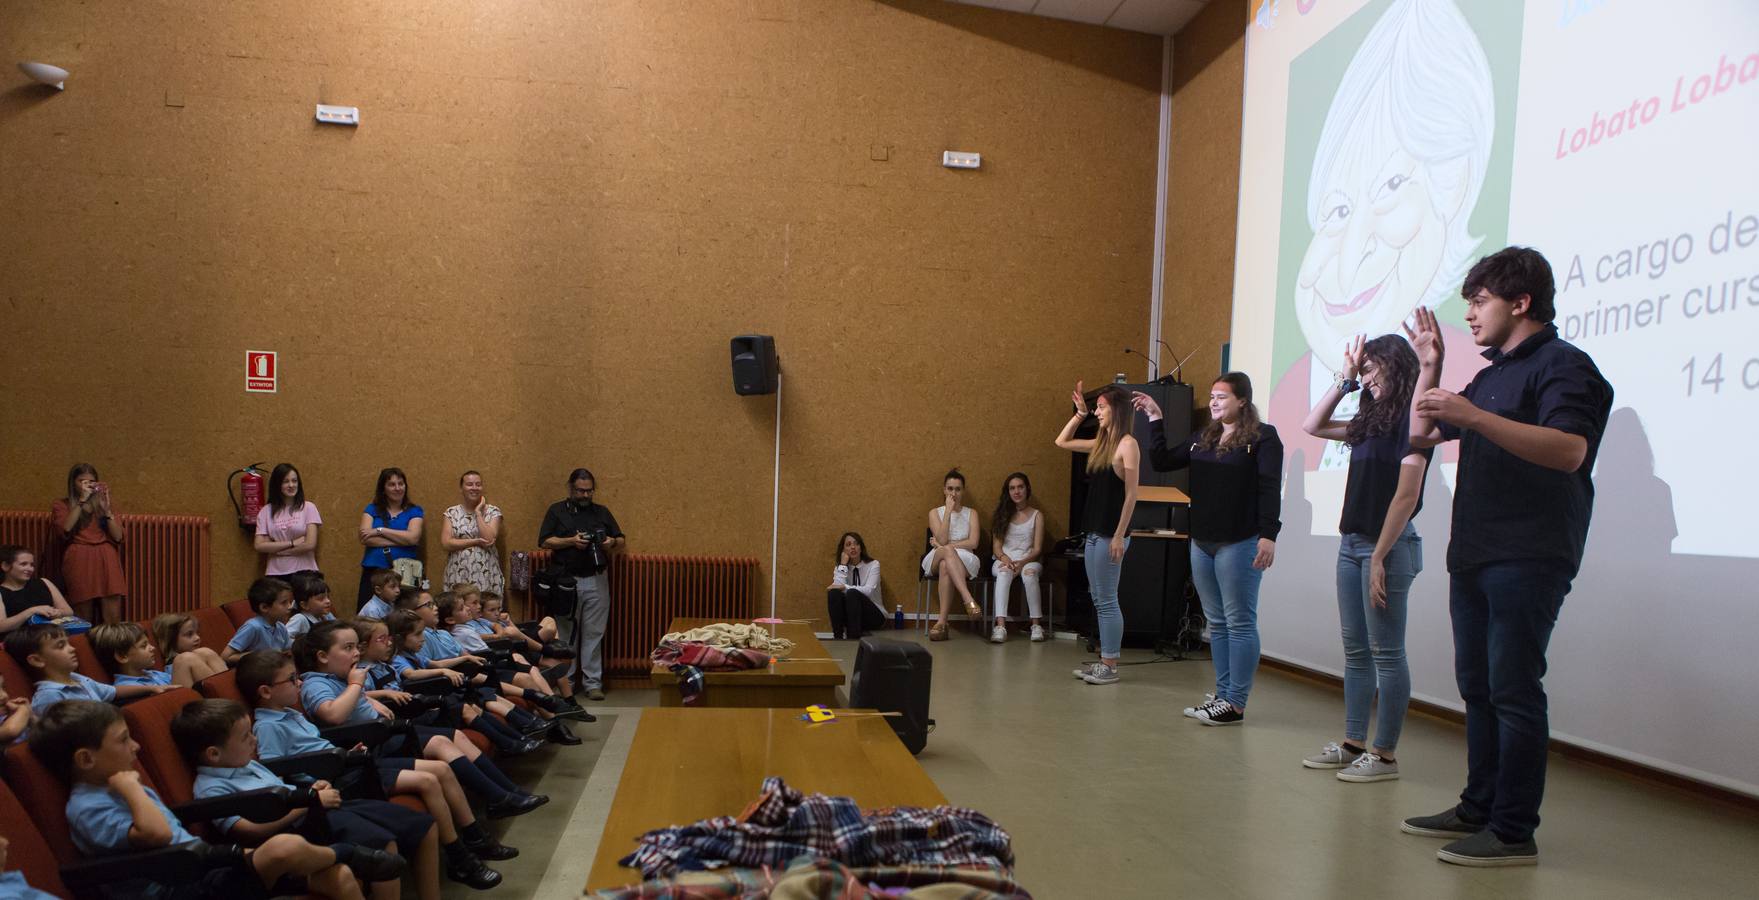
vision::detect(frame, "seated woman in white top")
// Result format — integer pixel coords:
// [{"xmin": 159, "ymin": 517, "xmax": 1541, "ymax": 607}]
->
[
  {"xmin": 825, "ymin": 532, "xmax": 883, "ymax": 640},
  {"xmin": 989, "ymin": 471, "xmax": 1047, "ymax": 644},
  {"xmin": 922, "ymin": 468, "xmax": 981, "ymax": 641}
]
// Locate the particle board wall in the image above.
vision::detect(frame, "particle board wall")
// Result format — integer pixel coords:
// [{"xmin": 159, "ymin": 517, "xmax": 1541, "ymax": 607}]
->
[
  {"xmin": 1161, "ymin": 0, "xmax": 1248, "ymax": 391},
  {"xmin": 0, "ymin": 0, "xmax": 1162, "ymax": 621}
]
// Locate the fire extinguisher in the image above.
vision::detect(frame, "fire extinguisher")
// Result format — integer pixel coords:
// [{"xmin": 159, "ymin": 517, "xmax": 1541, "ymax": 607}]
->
[{"xmin": 228, "ymin": 463, "xmax": 268, "ymax": 530}]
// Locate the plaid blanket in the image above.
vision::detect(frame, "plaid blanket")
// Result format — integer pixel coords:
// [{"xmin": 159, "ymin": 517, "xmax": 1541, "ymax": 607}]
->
[
  {"xmin": 590, "ymin": 855, "xmax": 1032, "ymax": 899},
  {"xmin": 652, "ymin": 640, "xmax": 774, "ymax": 671},
  {"xmin": 619, "ymin": 778, "xmax": 1015, "ymax": 881}
]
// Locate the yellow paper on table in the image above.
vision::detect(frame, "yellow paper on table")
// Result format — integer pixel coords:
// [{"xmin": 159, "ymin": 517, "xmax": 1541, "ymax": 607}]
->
[{"xmin": 803, "ymin": 705, "xmax": 836, "ymax": 723}]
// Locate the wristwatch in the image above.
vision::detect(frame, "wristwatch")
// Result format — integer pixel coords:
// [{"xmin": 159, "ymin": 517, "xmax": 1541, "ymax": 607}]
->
[{"xmin": 1337, "ymin": 376, "xmax": 1361, "ymax": 393}]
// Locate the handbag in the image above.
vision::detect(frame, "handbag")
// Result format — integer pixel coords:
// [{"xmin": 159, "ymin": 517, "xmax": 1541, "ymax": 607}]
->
[
  {"xmin": 531, "ymin": 568, "xmax": 577, "ymax": 619},
  {"xmin": 391, "ymin": 557, "xmax": 424, "ymax": 588}
]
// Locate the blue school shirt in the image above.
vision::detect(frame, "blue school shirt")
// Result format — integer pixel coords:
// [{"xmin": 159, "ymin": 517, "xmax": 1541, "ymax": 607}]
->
[
  {"xmin": 285, "ymin": 611, "xmax": 335, "ymax": 638},
  {"xmin": 358, "ymin": 596, "xmax": 394, "ymax": 620},
  {"xmin": 421, "ymin": 627, "xmax": 464, "ymax": 663},
  {"xmin": 67, "ymin": 781, "xmax": 198, "ymax": 856},
  {"xmin": 451, "ymin": 624, "xmax": 490, "ymax": 653},
  {"xmin": 114, "ymin": 668, "xmax": 174, "ymax": 688},
  {"xmin": 389, "ymin": 653, "xmax": 421, "ymax": 678},
  {"xmin": 360, "ymin": 504, "xmax": 424, "ymax": 569},
  {"xmin": 193, "ymin": 760, "xmax": 292, "ymax": 834},
  {"xmin": 0, "ymin": 870, "xmax": 60, "ymax": 899},
  {"xmin": 31, "ymin": 675, "xmax": 117, "ymax": 717},
  {"xmin": 299, "ymin": 672, "xmax": 380, "ymax": 726},
  {"xmin": 360, "ymin": 661, "xmax": 401, "ymax": 691},
  {"xmin": 227, "ymin": 616, "xmax": 292, "ymax": 654},
  {"xmin": 466, "ymin": 618, "xmax": 497, "ymax": 636},
  {"xmin": 252, "ymin": 706, "xmax": 334, "ymax": 760}
]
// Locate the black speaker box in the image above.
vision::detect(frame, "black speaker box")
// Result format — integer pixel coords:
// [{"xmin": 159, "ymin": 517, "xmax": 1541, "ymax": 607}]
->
[
  {"xmin": 849, "ymin": 637, "xmax": 934, "ymax": 755},
  {"xmin": 730, "ymin": 335, "xmax": 778, "ymax": 395}
]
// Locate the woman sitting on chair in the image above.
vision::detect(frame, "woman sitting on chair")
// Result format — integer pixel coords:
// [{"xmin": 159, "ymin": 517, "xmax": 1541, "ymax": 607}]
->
[
  {"xmin": 825, "ymin": 532, "xmax": 882, "ymax": 641},
  {"xmin": 990, "ymin": 472, "xmax": 1046, "ymax": 644},
  {"xmin": 921, "ymin": 468, "xmax": 981, "ymax": 642}
]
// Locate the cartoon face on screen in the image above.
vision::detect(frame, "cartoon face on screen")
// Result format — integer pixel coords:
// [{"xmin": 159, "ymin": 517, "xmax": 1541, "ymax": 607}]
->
[{"xmin": 1294, "ymin": 0, "xmax": 1494, "ymax": 373}]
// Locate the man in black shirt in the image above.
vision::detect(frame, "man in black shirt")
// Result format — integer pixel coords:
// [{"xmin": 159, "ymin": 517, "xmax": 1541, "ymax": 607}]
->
[
  {"xmin": 1404, "ymin": 247, "xmax": 1613, "ymax": 867},
  {"xmin": 538, "ymin": 467, "xmax": 625, "ymax": 701}
]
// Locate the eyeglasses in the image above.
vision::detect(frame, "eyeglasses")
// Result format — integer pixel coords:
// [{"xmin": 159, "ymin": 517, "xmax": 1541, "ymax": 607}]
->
[
  {"xmin": 269, "ymin": 674, "xmax": 301, "ymax": 687},
  {"xmin": 417, "ymin": 600, "xmax": 436, "ymax": 609}
]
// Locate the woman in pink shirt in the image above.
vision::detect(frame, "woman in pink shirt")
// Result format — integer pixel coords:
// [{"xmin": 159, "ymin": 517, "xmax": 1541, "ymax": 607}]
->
[{"xmin": 254, "ymin": 463, "xmax": 322, "ymax": 577}]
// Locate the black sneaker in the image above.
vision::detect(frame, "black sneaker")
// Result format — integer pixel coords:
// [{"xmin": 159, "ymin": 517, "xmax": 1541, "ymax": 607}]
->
[
  {"xmin": 1193, "ymin": 702, "xmax": 1244, "ymax": 726},
  {"xmin": 1401, "ymin": 806, "xmax": 1483, "ymax": 838},
  {"xmin": 1437, "ymin": 830, "xmax": 1538, "ymax": 867}
]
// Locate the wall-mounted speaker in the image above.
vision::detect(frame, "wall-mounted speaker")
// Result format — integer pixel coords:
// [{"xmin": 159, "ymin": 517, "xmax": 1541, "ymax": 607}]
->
[{"xmin": 730, "ymin": 335, "xmax": 778, "ymax": 395}]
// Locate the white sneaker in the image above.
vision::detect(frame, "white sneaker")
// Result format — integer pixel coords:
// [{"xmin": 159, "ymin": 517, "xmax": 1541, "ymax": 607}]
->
[
  {"xmin": 1337, "ymin": 752, "xmax": 1400, "ymax": 782},
  {"xmin": 1302, "ymin": 741, "xmax": 1360, "ymax": 770},
  {"xmin": 989, "ymin": 625, "xmax": 1007, "ymax": 644},
  {"xmin": 1029, "ymin": 624, "xmax": 1046, "ymax": 642}
]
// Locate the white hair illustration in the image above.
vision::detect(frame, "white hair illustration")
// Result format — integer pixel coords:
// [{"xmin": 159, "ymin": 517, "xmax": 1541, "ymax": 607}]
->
[{"xmin": 1306, "ymin": 0, "xmax": 1494, "ymax": 310}]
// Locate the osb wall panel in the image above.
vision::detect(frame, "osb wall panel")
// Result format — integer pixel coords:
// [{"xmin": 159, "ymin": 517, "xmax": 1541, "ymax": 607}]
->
[
  {"xmin": 1161, "ymin": 0, "xmax": 1247, "ymax": 390},
  {"xmin": 0, "ymin": 0, "xmax": 1161, "ymax": 620}
]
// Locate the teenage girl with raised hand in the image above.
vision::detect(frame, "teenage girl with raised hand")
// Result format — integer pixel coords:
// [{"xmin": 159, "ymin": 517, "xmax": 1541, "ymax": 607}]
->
[
  {"xmin": 1136, "ymin": 373, "xmax": 1283, "ymax": 724},
  {"xmin": 1055, "ymin": 382, "xmax": 1140, "ymax": 686}
]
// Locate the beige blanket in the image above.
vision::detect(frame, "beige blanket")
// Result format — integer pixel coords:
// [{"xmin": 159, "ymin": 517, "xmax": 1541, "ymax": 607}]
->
[{"xmin": 659, "ymin": 622, "xmax": 796, "ymax": 656}]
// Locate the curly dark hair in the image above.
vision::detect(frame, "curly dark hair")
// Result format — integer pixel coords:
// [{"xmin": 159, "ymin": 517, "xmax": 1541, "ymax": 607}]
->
[{"xmin": 1344, "ymin": 335, "xmax": 1420, "ymax": 446}]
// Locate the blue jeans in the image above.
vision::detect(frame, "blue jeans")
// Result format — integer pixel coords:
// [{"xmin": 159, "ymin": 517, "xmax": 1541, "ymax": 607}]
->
[
  {"xmin": 1336, "ymin": 525, "xmax": 1422, "ymax": 750},
  {"xmin": 1082, "ymin": 534, "xmax": 1129, "ymax": 658},
  {"xmin": 1190, "ymin": 537, "xmax": 1263, "ymax": 708},
  {"xmin": 1451, "ymin": 559, "xmax": 1572, "ymax": 843}
]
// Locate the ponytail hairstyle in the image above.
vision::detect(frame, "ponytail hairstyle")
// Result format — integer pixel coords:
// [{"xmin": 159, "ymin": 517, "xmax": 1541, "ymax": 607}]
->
[
  {"xmin": 1344, "ymin": 335, "xmax": 1420, "ymax": 445},
  {"xmin": 991, "ymin": 472, "xmax": 1033, "ymax": 536},
  {"xmin": 1195, "ymin": 373, "xmax": 1264, "ymax": 452},
  {"xmin": 1085, "ymin": 385, "xmax": 1135, "ymax": 474}
]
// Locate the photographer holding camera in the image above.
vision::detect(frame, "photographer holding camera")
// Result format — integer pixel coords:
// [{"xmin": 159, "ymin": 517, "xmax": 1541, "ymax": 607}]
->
[{"xmin": 538, "ymin": 467, "xmax": 624, "ymax": 701}]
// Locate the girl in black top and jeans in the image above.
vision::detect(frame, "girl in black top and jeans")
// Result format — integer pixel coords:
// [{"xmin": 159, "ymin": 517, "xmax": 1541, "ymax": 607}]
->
[
  {"xmin": 1136, "ymin": 373, "xmax": 1282, "ymax": 725},
  {"xmin": 1299, "ymin": 335, "xmax": 1429, "ymax": 783}
]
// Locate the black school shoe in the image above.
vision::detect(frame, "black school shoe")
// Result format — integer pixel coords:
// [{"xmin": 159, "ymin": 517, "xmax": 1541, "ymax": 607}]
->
[
  {"xmin": 546, "ymin": 720, "xmax": 584, "ymax": 745},
  {"xmin": 486, "ymin": 791, "xmax": 549, "ymax": 819},
  {"xmin": 1437, "ymin": 830, "xmax": 1539, "ymax": 867},
  {"xmin": 443, "ymin": 852, "xmax": 502, "ymax": 891},
  {"xmin": 464, "ymin": 833, "xmax": 519, "ymax": 861},
  {"xmin": 542, "ymin": 641, "xmax": 577, "ymax": 659},
  {"xmin": 347, "ymin": 847, "xmax": 407, "ymax": 882}
]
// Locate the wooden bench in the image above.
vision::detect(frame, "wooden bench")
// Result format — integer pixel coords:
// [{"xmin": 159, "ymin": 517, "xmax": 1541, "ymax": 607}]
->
[
  {"xmin": 586, "ymin": 707, "xmax": 947, "ymax": 892},
  {"xmin": 649, "ymin": 618, "xmax": 846, "ymax": 708}
]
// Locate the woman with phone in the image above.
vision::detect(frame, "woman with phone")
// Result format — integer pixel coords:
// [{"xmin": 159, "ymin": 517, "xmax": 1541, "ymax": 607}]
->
[
  {"xmin": 51, "ymin": 463, "xmax": 127, "ymax": 623},
  {"xmin": 825, "ymin": 532, "xmax": 882, "ymax": 640}
]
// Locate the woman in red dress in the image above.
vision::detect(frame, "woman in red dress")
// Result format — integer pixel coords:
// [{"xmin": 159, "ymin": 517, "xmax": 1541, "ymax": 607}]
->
[{"xmin": 50, "ymin": 463, "xmax": 126, "ymax": 623}]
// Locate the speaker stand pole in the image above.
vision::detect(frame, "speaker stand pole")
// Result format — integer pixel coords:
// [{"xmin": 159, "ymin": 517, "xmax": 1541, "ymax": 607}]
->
[{"xmin": 768, "ymin": 366, "xmax": 782, "ymax": 622}]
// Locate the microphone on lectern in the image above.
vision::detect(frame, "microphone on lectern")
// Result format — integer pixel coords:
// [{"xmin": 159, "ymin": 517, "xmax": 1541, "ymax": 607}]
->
[{"xmin": 1123, "ymin": 347, "xmax": 1158, "ymax": 381}]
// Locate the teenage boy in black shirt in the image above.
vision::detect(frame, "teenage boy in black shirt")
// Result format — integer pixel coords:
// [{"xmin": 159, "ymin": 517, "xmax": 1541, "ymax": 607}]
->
[
  {"xmin": 1403, "ymin": 246, "xmax": 1613, "ymax": 867},
  {"xmin": 538, "ymin": 467, "xmax": 624, "ymax": 701}
]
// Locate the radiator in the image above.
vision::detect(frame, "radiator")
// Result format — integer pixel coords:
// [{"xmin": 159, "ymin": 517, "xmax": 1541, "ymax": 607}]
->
[
  {"xmin": 510, "ymin": 551, "xmax": 759, "ymax": 687},
  {"xmin": 0, "ymin": 511, "xmax": 211, "ymax": 620}
]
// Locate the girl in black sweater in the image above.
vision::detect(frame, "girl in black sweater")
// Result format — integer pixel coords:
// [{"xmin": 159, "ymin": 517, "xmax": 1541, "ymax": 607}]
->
[{"xmin": 1135, "ymin": 373, "xmax": 1282, "ymax": 725}]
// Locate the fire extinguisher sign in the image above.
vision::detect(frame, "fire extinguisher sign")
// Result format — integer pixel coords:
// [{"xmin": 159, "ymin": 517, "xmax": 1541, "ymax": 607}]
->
[{"xmin": 245, "ymin": 351, "xmax": 278, "ymax": 393}]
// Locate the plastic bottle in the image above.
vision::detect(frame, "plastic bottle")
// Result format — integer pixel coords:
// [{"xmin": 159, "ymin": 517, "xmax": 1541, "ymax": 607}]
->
[{"xmin": 894, "ymin": 604, "xmax": 905, "ymax": 630}]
